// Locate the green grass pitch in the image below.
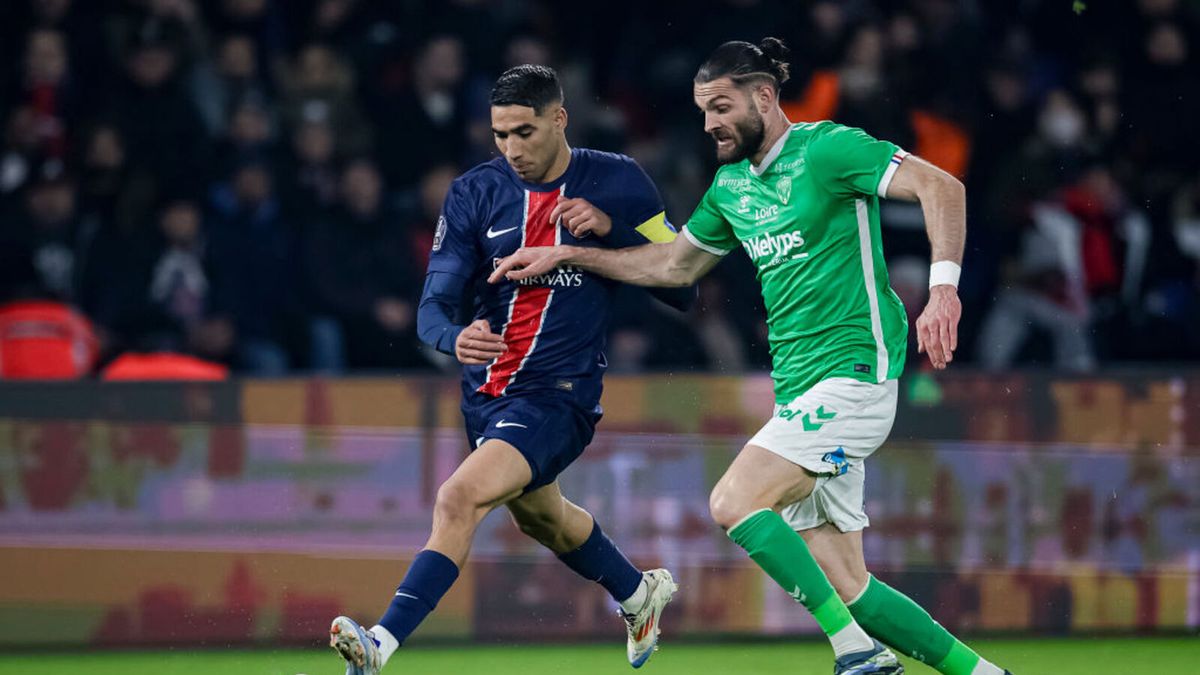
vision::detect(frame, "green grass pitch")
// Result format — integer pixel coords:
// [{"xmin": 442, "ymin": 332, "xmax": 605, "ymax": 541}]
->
[{"xmin": 0, "ymin": 638, "xmax": 1193, "ymax": 674}]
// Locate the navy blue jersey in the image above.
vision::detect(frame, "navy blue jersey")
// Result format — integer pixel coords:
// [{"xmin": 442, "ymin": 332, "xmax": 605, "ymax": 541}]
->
[{"xmin": 422, "ymin": 148, "xmax": 685, "ymax": 411}]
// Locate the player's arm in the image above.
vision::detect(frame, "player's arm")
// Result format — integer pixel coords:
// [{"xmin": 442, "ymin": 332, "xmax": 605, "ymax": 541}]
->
[
  {"xmin": 417, "ymin": 181, "xmax": 506, "ymax": 365},
  {"xmin": 556, "ymin": 203, "xmax": 696, "ymax": 309},
  {"xmin": 511, "ymin": 170, "xmax": 732, "ymax": 289},
  {"xmin": 884, "ymin": 155, "xmax": 965, "ymax": 370},
  {"xmin": 489, "ymin": 234, "xmax": 721, "ymax": 288},
  {"xmin": 551, "ymin": 164, "xmax": 696, "ymax": 309}
]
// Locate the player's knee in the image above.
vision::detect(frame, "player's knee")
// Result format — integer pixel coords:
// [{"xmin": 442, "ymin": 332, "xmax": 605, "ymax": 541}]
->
[
  {"xmin": 434, "ymin": 480, "xmax": 477, "ymax": 524},
  {"xmin": 709, "ymin": 485, "xmax": 752, "ymax": 531}
]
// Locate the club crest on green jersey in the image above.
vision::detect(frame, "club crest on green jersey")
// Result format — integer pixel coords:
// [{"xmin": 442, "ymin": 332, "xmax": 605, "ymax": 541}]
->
[{"xmin": 776, "ymin": 176, "xmax": 792, "ymax": 205}]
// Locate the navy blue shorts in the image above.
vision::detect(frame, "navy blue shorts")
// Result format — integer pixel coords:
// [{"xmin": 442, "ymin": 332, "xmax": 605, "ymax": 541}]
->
[{"xmin": 462, "ymin": 392, "xmax": 602, "ymax": 492}]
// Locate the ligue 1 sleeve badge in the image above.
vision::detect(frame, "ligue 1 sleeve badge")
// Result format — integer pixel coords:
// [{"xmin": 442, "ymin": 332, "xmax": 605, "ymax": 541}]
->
[{"xmin": 432, "ymin": 214, "xmax": 447, "ymax": 251}]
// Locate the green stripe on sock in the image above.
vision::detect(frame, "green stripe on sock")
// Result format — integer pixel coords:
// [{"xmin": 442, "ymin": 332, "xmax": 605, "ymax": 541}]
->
[
  {"xmin": 936, "ymin": 641, "xmax": 982, "ymax": 675},
  {"xmin": 810, "ymin": 594, "xmax": 854, "ymax": 635},
  {"xmin": 727, "ymin": 509, "xmax": 850, "ymax": 636}
]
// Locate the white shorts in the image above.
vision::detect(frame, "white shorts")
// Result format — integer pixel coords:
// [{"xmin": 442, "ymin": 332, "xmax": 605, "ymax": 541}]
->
[{"xmin": 747, "ymin": 377, "xmax": 898, "ymax": 533}]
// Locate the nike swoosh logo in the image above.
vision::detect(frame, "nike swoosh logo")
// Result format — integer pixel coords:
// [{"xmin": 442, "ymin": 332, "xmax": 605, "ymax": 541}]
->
[
  {"xmin": 495, "ymin": 420, "xmax": 527, "ymax": 429},
  {"xmin": 486, "ymin": 226, "xmax": 519, "ymax": 238},
  {"xmin": 395, "ymin": 591, "xmax": 419, "ymax": 600}
]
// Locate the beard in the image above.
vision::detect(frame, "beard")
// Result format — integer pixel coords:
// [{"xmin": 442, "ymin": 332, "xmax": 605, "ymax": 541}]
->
[{"xmin": 714, "ymin": 110, "xmax": 766, "ymax": 164}]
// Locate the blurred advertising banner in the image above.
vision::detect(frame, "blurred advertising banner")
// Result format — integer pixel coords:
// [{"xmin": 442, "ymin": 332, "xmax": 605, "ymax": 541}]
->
[{"xmin": 0, "ymin": 373, "xmax": 1197, "ymax": 646}]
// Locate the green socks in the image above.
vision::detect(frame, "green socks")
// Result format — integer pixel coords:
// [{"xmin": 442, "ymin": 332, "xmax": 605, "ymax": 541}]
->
[
  {"xmin": 727, "ymin": 509, "xmax": 855, "ymax": 636},
  {"xmin": 726, "ymin": 510, "xmax": 1004, "ymax": 672},
  {"xmin": 848, "ymin": 575, "xmax": 994, "ymax": 675}
]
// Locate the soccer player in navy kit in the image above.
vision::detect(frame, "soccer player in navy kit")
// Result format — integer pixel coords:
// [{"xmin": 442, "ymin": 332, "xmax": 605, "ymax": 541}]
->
[{"xmin": 329, "ymin": 65, "xmax": 692, "ymax": 674}]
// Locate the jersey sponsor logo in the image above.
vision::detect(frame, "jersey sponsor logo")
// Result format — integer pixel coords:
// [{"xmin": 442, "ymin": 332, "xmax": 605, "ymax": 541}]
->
[
  {"xmin": 718, "ymin": 176, "xmax": 752, "ymax": 192},
  {"xmin": 432, "ymin": 215, "xmax": 447, "ymax": 251},
  {"xmin": 492, "ymin": 258, "xmax": 585, "ymax": 287},
  {"xmin": 754, "ymin": 204, "xmax": 780, "ymax": 222},
  {"xmin": 777, "ymin": 157, "xmax": 805, "ymax": 172},
  {"xmin": 486, "ymin": 225, "xmax": 519, "ymax": 238},
  {"xmin": 742, "ymin": 230, "xmax": 808, "ymax": 269},
  {"xmin": 776, "ymin": 176, "xmax": 792, "ymax": 205}
]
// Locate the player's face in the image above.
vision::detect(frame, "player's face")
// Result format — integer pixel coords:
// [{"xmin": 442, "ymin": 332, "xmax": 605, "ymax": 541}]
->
[
  {"xmin": 694, "ymin": 78, "xmax": 766, "ymax": 164},
  {"xmin": 491, "ymin": 103, "xmax": 567, "ymax": 183}
]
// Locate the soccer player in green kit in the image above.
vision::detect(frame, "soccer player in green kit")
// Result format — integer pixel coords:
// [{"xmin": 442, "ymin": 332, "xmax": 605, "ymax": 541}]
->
[{"xmin": 491, "ymin": 39, "xmax": 1012, "ymax": 675}]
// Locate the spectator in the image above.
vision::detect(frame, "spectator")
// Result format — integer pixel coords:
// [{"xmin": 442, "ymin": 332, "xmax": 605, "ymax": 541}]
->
[
  {"xmin": 278, "ymin": 42, "xmax": 372, "ymax": 158},
  {"xmin": 14, "ymin": 28, "xmax": 75, "ymax": 160},
  {"xmin": 302, "ymin": 158, "xmax": 428, "ymax": 372},
  {"xmin": 108, "ymin": 20, "xmax": 211, "ymax": 206},
  {"xmin": 207, "ymin": 155, "xmax": 297, "ymax": 374},
  {"xmin": 143, "ymin": 198, "xmax": 215, "ymax": 354},
  {"xmin": 0, "ymin": 105, "xmax": 42, "ymax": 214},
  {"xmin": 193, "ymin": 32, "xmax": 274, "ymax": 137},
  {"xmin": 372, "ymin": 35, "xmax": 467, "ymax": 189},
  {"xmin": 1, "ymin": 160, "xmax": 83, "ymax": 302},
  {"xmin": 279, "ymin": 111, "xmax": 341, "ymax": 221},
  {"xmin": 213, "ymin": 94, "xmax": 277, "ymax": 177}
]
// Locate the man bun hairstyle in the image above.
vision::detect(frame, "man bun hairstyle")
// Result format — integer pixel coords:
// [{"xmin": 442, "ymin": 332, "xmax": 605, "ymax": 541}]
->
[
  {"xmin": 490, "ymin": 64, "xmax": 563, "ymax": 115},
  {"xmin": 695, "ymin": 37, "xmax": 791, "ymax": 91}
]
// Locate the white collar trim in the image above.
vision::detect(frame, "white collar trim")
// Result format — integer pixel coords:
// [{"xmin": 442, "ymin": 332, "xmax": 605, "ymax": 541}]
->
[{"xmin": 749, "ymin": 125, "xmax": 795, "ymax": 177}]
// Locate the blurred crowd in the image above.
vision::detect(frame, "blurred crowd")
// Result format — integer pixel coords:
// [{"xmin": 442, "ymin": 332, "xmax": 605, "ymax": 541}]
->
[{"xmin": 1, "ymin": 0, "xmax": 1198, "ymax": 377}]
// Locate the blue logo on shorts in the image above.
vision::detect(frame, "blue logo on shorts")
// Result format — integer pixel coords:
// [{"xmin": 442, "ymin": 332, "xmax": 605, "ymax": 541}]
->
[{"xmin": 822, "ymin": 447, "xmax": 849, "ymax": 476}]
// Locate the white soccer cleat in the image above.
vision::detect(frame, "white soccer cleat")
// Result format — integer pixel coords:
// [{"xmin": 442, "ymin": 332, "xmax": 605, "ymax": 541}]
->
[
  {"xmin": 329, "ymin": 615, "xmax": 382, "ymax": 675},
  {"xmin": 621, "ymin": 568, "xmax": 678, "ymax": 668}
]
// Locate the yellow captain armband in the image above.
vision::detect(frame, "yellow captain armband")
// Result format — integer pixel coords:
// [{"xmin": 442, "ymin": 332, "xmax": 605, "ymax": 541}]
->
[{"xmin": 634, "ymin": 212, "xmax": 678, "ymax": 243}]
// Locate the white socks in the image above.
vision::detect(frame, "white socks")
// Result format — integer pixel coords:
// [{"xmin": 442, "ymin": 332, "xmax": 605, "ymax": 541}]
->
[
  {"xmin": 618, "ymin": 576, "xmax": 650, "ymax": 614},
  {"xmin": 973, "ymin": 661, "xmax": 1005, "ymax": 675},
  {"xmin": 828, "ymin": 621, "xmax": 876, "ymax": 659},
  {"xmin": 369, "ymin": 625, "xmax": 400, "ymax": 666}
]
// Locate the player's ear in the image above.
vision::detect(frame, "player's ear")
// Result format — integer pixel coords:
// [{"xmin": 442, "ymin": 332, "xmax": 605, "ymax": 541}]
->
[
  {"xmin": 756, "ymin": 84, "xmax": 775, "ymax": 113},
  {"xmin": 554, "ymin": 104, "xmax": 568, "ymax": 131}
]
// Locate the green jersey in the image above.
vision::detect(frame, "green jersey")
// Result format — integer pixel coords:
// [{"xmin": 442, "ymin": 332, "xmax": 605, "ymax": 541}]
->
[{"xmin": 683, "ymin": 121, "xmax": 909, "ymax": 403}]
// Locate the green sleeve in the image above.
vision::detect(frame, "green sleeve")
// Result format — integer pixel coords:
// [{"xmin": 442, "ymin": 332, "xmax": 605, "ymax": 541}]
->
[
  {"xmin": 806, "ymin": 123, "xmax": 906, "ymax": 198},
  {"xmin": 682, "ymin": 181, "xmax": 738, "ymax": 255}
]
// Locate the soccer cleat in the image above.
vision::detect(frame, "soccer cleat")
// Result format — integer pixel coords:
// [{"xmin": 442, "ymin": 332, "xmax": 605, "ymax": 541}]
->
[
  {"xmin": 330, "ymin": 616, "xmax": 382, "ymax": 675},
  {"xmin": 621, "ymin": 568, "xmax": 679, "ymax": 668},
  {"xmin": 833, "ymin": 639, "xmax": 904, "ymax": 675}
]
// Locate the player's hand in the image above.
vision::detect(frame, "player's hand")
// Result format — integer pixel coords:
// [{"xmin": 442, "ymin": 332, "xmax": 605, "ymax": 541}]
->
[
  {"xmin": 916, "ymin": 285, "xmax": 961, "ymax": 370},
  {"xmin": 488, "ymin": 246, "xmax": 575, "ymax": 284},
  {"xmin": 551, "ymin": 195, "xmax": 612, "ymax": 238},
  {"xmin": 455, "ymin": 319, "xmax": 506, "ymax": 365}
]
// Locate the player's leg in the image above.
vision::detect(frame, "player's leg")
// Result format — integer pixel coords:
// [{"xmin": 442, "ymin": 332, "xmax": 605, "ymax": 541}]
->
[
  {"xmin": 802, "ymin": 524, "xmax": 1008, "ymax": 675},
  {"xmin": 506, "ymin": 482, "xmax": 644, "ymax": 604},
  {"xmin": 331, "ymin": 439, "xmax": 531, "ymax": 673},
  {"xmin": 507, "ymin": 482, "xmax": 678, "ymax": 667},
  {"xmin": 709, "ymin": 445, "xmax": 891, "ymax": 669}
]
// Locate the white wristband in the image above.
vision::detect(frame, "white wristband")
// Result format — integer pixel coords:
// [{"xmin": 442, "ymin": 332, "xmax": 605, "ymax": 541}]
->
[{"xmin": 929, "ymin": 260, "xmax": 961, "ymax": 289}]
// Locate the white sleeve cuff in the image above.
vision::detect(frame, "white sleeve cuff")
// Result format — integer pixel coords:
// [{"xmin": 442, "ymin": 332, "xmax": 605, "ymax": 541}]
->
[
  {"xmin": 682, "ymin": 226, "xmax": 733, "ymax": 256},
  {"xmin": 876, "ymin": 149, "xmax": 909, "ymax": 198}
]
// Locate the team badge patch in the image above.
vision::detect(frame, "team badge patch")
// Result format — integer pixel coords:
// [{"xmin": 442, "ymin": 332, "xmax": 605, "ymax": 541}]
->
[
  {"xmin": 776, "ymin": 176, "xmax": 792, "ymax": 205},
  {"xmin": 432, "ymin": 215, "xmax": 447, "ymax": 251},
  {"xmin": 821, "ymin": 447, "xmax": 849, "ymax": 476}
]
